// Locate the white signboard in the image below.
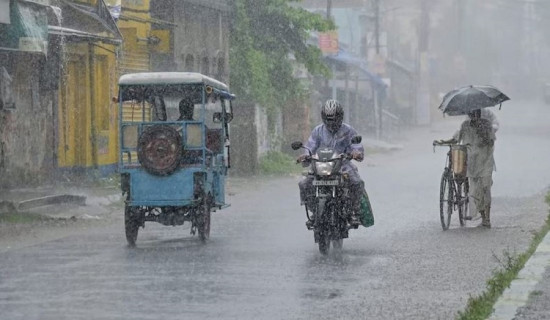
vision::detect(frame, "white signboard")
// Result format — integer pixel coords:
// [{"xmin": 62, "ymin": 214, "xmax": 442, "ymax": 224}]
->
[{"xmin": 0, "ymin": 0, "xmax": 10, "ymax": 24}]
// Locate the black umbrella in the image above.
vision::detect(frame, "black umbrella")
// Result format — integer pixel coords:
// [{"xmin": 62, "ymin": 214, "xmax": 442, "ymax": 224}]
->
[{"xmin": 439, "ymin": 85, "xmax": 510, "ymax": 116}]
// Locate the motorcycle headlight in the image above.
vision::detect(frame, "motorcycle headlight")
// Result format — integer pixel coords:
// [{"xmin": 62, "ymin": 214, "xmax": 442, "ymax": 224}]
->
[{"xmin": 315, "ymin": 162, "xmax": 334, "ymax": 176}]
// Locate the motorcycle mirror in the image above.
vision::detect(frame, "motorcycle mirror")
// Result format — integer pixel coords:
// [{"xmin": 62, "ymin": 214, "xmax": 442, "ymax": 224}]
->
[
  {"xmin": 351, "ymin": 136, "xmax": 362, "ymax": 144},
  {"xmin": 291, "ymin": 141, "xmax": 303, "ymax": 150}
]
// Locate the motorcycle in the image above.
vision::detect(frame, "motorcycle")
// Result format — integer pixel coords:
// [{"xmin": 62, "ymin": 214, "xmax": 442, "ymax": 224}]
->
[{"xmin": 291, "ymin": 136, "xmax": 362, "ymax": 254}]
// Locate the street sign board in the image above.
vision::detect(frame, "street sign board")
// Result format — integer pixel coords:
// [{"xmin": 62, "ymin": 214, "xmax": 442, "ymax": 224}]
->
[{"xmin": 318, "ymin": 31, "xmax": 338, "ymax": 55}]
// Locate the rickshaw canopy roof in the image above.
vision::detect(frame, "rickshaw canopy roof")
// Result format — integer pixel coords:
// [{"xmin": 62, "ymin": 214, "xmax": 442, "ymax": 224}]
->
[{"xmin": 119, "ymin": 72, "xmax": 230, "ymax": 92}]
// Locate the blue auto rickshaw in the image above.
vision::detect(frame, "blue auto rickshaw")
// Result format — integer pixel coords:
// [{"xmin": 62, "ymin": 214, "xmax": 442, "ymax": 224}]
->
[{"xmin": 117, "ymin": 72, "xmax": 234, "ymax": 246}]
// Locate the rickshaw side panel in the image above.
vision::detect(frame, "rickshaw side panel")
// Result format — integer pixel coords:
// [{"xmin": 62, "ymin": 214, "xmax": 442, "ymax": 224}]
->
[
  {"xmin": 126, "ymin": 168, "xmax": 196, "ymax": 205},
  {"xmin": 212, "ymin": 172, "xmax": 225, "ymax": 205}
]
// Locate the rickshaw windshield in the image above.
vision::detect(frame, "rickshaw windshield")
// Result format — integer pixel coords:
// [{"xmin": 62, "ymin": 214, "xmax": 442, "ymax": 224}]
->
[{"xmin": 120, "ymin": 84, "xmax": 204, "ymax": 122}]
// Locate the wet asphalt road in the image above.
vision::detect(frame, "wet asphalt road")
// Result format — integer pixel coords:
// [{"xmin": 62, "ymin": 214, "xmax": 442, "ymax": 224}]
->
[{"xmin": 0, "ymin": 100, "xmax": 549, "ymax": 320}]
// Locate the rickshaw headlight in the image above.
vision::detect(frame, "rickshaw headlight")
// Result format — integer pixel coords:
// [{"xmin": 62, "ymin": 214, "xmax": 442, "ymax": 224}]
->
[{"xmin": 186, "ymin": 124, "xmax": 203, "ymax": 148}]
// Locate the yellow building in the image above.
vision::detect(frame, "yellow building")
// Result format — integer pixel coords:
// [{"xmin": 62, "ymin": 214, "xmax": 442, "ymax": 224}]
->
[
  {"xmin": 54, "ymin": 0, "xmax": 122, "ymax": 174},
  {"xmin": 106, "ymin": 0, "xmax": 160, "ymax": 74}
]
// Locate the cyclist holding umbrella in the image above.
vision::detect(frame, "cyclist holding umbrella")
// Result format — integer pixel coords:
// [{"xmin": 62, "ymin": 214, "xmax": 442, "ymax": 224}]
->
[{"xmin": 433, "ymin": 85, "xmax": 509, "ymax": 229}]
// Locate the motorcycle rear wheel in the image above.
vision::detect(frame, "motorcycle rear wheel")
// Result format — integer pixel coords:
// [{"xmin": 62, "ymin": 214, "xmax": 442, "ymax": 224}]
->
[{"xmin": 198, "ymin": 195, "xmax": 211, "ymax": 242}]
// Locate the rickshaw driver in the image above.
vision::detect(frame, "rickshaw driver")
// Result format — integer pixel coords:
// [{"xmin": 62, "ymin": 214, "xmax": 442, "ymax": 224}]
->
[
  {"xmin": 434, "ymin": 109, "xmax": 496, "ymax": 228},
  {"xmin": 297, "ymin": 99, "xmax": 365, "ymax": 227},
  {"xmin": 178, "ymin": 98, "xmax": 194, "ymax": 121}
]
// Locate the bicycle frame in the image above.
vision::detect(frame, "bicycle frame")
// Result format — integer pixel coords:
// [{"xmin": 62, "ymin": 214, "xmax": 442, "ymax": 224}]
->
[{"xmin": 436, "ymin": 143, "xmax": 469, "ymax": 230}]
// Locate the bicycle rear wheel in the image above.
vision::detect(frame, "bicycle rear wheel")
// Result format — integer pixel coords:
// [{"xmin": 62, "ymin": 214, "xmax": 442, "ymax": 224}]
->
[{"xmin": 439, "ymin": 171, "xmax": 453, "ymax": 230}]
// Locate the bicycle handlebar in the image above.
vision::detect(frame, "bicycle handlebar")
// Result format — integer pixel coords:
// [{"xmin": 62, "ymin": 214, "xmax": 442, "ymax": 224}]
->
[
  {"xmin": 433, "ymin": 142, "xmax": 454, "ymax": 147},
  {"xmin": 432, "ymin": 142, "xmax": 471, "ymax": 153}
]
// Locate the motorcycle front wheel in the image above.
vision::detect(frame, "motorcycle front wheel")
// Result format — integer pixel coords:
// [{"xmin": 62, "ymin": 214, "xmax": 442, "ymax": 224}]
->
[
  {"xmin": 316, "ymin": 198, "xmax": 330, "ymax": 254},
  {"xmin": 331, "ymin": 239, "xmax": 343, "ymax": 250}
]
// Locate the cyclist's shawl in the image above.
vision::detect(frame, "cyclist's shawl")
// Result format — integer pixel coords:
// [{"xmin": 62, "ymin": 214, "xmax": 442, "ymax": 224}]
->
[{"xmin": 455, "ymin": 119, "xmax": 496, "ymax": 178}]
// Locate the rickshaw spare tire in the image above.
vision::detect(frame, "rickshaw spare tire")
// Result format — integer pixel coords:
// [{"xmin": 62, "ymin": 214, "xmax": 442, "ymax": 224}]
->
[{"xmin": 137, "ymin": 125, "xmax": 183, "ymax": 176}]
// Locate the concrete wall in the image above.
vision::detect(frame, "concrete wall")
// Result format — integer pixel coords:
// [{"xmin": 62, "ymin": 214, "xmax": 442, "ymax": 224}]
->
[
  {"xmin": 0, "ymin": 52, "xmax": 56, "ymax": 188},
  {"xmin": 230, "ymin": 102, "xmax": 284, "ymax": 176}
]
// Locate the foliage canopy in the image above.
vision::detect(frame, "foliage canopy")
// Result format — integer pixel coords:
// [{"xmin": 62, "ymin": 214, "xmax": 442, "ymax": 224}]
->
[{"xmin": 229, "ymin": 0, "xmax": 334, "ymax": 111}]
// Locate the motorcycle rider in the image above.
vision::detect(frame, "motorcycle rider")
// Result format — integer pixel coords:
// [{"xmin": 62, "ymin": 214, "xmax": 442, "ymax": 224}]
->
[{"xmin": 297, "ymin": 99, "xmax": 365, "ymax": 227}]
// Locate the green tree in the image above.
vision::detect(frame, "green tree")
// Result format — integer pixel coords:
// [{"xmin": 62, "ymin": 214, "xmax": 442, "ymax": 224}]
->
[{"xmin": 229, "ymin": 0, "xmax": 334, "ymax": 112}]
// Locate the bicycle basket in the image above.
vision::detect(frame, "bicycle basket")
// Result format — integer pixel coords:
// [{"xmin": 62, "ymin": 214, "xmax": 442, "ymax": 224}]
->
[{"xmin": 451, "ymin": 145, "xmax": 467, "ymax": 176}]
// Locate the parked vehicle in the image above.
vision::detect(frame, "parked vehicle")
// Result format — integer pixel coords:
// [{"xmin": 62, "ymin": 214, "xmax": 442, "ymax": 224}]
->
[
  {"xmin": 291, "ymin": 136, "xmax": 362, "ymax": 254},
  {"xmin": 117, "ymin": 72, "xmax": 234, "ymax": 246}
]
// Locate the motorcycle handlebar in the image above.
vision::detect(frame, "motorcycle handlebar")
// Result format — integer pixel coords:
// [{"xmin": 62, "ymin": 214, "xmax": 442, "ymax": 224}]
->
[{"xmin": 297, "ymin": 153, "xmax": 353, "ymax": 164}]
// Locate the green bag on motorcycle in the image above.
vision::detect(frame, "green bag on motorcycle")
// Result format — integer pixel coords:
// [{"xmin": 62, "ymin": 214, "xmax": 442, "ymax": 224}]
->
[{"xmin": 359, "ymin": 189, "xmax": 374, "ymax": 228}]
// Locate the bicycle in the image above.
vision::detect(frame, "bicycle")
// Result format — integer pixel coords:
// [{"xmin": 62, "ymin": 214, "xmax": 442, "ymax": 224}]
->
[{"xmin": 433, "ymin": 142, "xmax": 470, "ymax": 230}]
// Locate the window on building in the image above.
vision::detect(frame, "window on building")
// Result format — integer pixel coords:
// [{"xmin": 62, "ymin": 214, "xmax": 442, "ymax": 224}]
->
[
  {"xmin": 217, "ymin": 57, "xmax": 225, "ymax": 78},
  {"xmin": 202, "ymin": 57, "xmax": 209, "ymax": 75},
  {"xmin": 211, "ymin": 59, "xmax": 218, "ymax": 77},
  {"xmin": 185, "ymin": 54, "xmax": 195, "ymax": 71},
  {"xmin": 95, "ymin": 56, "xmax": 110, "ymax": 131}
]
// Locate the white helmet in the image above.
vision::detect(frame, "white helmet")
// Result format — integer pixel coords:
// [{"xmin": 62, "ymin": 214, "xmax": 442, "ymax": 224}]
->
[{"xmin": 321, "ymin": 99, "xmax": 344, "ymax": 133}]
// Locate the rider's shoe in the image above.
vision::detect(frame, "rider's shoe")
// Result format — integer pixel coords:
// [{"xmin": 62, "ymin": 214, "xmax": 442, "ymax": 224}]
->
[
  {"xmin": 477, "ymin": 221, "xmax": 491, "ymax": 228},
  {"xmin": 349, "ymin": 215, "xmax": 361, "ymax": 227},
  {"xmin": 477, "ymin": 211, "xmax": 491, "ymax": 228},
  {"xmin": 305, "ymin": 219, "xmax": 314, "ymax": 229}
]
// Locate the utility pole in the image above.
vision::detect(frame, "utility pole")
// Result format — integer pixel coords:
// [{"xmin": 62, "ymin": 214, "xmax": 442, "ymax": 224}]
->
[
  {"xmin": 374, "ymin": 0, "xmax": 380, "ymax": 54},
  {"xmin": 416, "ymin": 0, "xmax": 431, "ymax": 125},
  {"xmin": 457, "ymin": 0, "xmax": 465, "ymax": 54},
  {"xmin": 327, "ymin": 0, "xmax": 337, "ymax": 101},
  {"xmin": 373, "ymin": 0, "xmax": 382, "ymax": 139}
]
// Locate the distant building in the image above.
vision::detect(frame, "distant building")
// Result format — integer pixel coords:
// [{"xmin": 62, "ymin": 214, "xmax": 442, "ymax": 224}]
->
[{"xmin": 150, "ymin": 0, "xmax": 232, "ymax": 83}]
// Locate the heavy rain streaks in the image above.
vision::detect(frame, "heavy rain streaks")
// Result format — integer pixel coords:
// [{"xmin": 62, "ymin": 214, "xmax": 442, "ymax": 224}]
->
[{"xmin": 1, "ymin": 0, "xmax": 550, "ymax": 320}]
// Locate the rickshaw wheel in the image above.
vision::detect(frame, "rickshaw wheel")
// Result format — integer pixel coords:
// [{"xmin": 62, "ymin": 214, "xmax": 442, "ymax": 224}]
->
[
  {"xmin": 198, "ymin": 195, "xmax": 211, "ymax": 242},
  {"xmin": 125, "ymin": 205, "xmax": 139, "ymax": 247},
  {"xmin": 137, "ymin": 125, "xmax": 183, "ymax": 176}
]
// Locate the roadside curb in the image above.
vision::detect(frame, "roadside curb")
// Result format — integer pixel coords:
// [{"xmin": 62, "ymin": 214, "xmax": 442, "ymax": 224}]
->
[
  {"xmin": 489, "ymin": 231, "xmax": 550, "ymax": 320},
  {"xmin": 0, "ymin": 194, "xmax": 86, "ymax": 214},
  {"xmin": 18, "ymin": 195, "xmax": 86, "ymax": 211}
]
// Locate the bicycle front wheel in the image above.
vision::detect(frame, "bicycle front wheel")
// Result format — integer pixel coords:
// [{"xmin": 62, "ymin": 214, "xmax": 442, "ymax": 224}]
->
[{"xmin": 439, "ymin": 171, "xmax": 453, "ymax": 230}]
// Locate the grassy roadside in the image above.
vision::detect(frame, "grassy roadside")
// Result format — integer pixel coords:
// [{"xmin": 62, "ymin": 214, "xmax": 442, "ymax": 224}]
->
[
  {"xmin": 0, "ymin": 211, "xmax": 51, "ymax": 224},
  {"xmin": 258, "ymin": 146, "xmax": 387, "ymax": 176},
  {"xmin": 456, "ymin": 191, "xmax": 550, "ymax": 320},
  {"xmin": 259, "ymin": 151, "xmax": 302, "ymax": 176}
]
